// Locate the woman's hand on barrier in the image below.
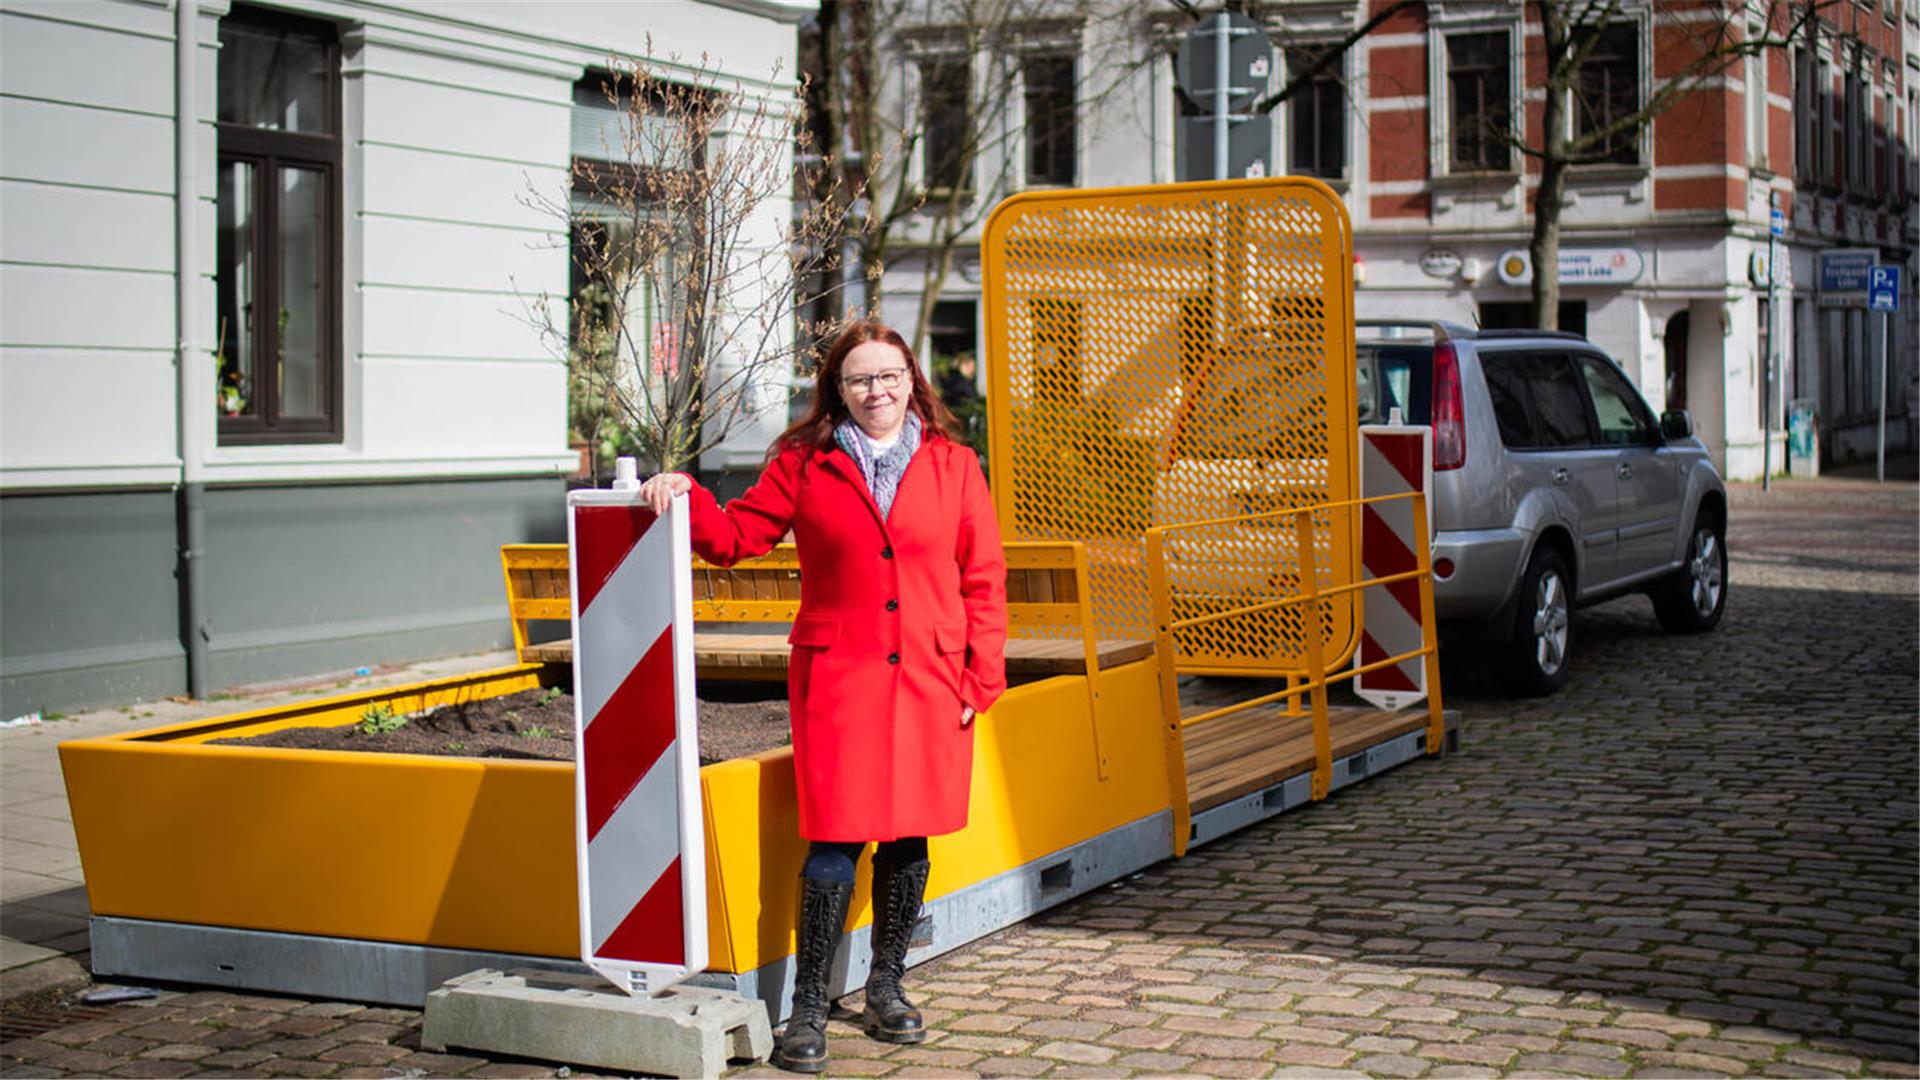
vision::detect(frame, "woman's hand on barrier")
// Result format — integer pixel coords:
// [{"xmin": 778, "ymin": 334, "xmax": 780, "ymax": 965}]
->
[
  {"xmin": 960, "ymin": 705, "xmax": 976, "ymax": 728},
  {"xmin": 639, "ymin": 472, "xmax": 692, "ymax": 515}
]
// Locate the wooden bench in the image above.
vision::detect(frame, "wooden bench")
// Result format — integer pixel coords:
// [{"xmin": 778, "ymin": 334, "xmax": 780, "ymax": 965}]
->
[{"xmin": 499, "ymin": 540, "xmax": 1153, "ymax": 681}]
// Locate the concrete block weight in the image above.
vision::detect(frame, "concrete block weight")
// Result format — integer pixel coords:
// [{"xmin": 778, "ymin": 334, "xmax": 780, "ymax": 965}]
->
[{"xmin": 421, "ymin": 968, "xmax": 773, "ymax": 1078}]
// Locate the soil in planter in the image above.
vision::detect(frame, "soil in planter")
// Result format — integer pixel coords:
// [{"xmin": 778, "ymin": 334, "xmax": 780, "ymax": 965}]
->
[{"xmin": 211, "ymin": 684, "xmax": 792, "ymax": 767}]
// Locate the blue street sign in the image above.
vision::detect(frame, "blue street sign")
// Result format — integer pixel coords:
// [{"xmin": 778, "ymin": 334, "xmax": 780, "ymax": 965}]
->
[
  {"xmin": 1869, "ymin": 266, "xmax": 1900, "ymax": 312},
  {"xmin": 1769, "ymin": 208, "xmax": 1785, "ymax": 237}
]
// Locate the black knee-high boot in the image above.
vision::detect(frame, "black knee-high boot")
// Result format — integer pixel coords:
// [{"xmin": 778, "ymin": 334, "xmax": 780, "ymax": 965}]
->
[
  {"xmin": 862, "ymin": 856, "xmax": 930, "ymax": 1043},
  {"xmin": 772, "ymin": 876, "xmax": 853, "ymax": 1074}
]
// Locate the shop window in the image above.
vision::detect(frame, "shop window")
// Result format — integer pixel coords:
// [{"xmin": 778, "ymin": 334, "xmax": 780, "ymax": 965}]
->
[
  {"xmin": 1478, "ymin": 301, "xmax": 1587, "ymax": 338},
  {"xmin": 215, "ymin": 5, "xmax": 342, "ymax": 444}
]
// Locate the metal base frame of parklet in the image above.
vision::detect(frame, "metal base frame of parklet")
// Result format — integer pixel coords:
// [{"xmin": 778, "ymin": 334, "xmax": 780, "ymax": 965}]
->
[
  {"xmin": 87, "ymin": 918, "xmax": 591, "ymax": 1008},
  {"xmin": 84, "ymin": 713, "xmax": 1456, "ymax": 1015},
  {"xmin": 698, "ymin": 712, "xmax": 1456, "ymax": 1024}
]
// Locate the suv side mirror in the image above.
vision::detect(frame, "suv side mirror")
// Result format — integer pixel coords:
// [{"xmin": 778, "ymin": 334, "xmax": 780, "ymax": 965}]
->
[{"xmin": 1659, "ymin": 409, "xmax": 1693, "ymax": 441}]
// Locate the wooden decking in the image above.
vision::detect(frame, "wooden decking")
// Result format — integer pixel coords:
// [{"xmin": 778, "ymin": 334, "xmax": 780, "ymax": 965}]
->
[
  {"xmin": 1179, "ymin": 677, "xmax": 1427, "ymax": 812},
  {"xmin": 522, "ymin": 634, "xmax": 1154, "ymax": 679}
]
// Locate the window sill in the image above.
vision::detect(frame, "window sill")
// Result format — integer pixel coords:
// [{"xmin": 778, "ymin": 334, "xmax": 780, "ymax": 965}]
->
[
  {"xmin": 1431, "ymin": 170, "xmax": 1519, "ymax": 190},
  {"xmin": 1566, "ymin": 162, "xmax": 1648, "ymax": 183}
]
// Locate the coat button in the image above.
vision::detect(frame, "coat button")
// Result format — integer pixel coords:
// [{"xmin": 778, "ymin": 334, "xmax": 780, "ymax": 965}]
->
[
  {"xmin": 887, "ymin": 652, "xmax": 900, "ymax": 665},
  {"xmin": 885, "ymin": 599, "xmax": 899, "ymax": 612},
  {"xmin": 881, "ymin": 547, "xmax": 894, "ymax": 559}
]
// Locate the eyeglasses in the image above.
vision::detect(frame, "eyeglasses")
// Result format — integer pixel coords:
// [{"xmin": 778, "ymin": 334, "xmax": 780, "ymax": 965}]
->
[{"xmin": 841, "ymin": 368, "xmax": 909, "ymax": 394}]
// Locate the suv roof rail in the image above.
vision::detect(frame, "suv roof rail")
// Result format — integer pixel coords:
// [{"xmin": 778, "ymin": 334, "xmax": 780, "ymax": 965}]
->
[
  {"xmin": 1355, "ymin": 319, "xmax": 1478, "ymax": 342},
  {"xmin": 1475, "ymin": 328, "xmax": 1589, "ymax": 341}
]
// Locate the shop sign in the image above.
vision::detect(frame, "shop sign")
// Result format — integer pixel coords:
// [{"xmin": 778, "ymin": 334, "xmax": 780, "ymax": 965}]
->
[
  {"xmin": 1494, "ymin": 247, "xmax": 1644, "ymax": 286},
  {"xmin": 1419, "ymin": 248, "xmax": 1464, "ymax": 278},
  {"xmin": 1818, "ymin": 248, "xmax": 1876, "ymax": 307}
]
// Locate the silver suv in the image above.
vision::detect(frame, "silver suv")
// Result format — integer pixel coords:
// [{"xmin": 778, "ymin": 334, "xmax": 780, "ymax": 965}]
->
[{"xmin": 1356, "ymin": 321, "xmax": 1728, "ymax": 694}]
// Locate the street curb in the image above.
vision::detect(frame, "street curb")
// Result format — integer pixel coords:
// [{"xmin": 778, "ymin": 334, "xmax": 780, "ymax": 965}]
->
[{"xmin": 0, "ymin": 954, "xmax": 91, "ymax": 1007}]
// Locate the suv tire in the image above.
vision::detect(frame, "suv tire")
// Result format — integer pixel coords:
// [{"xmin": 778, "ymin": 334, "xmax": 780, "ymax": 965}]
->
[
  {"xmin": 1652, "ymin": 513, "xmax": 1727, "ymax": 634},
  {"xmin": 1506, "ymin": 547, "xmax": 1572, "ymax": 696}
]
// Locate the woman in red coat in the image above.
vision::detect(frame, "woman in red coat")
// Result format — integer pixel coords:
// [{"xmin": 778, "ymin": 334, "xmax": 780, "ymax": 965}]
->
[{"xmin": 639, "ymin": 320, "xmax": 1007, "ymax": 1074}]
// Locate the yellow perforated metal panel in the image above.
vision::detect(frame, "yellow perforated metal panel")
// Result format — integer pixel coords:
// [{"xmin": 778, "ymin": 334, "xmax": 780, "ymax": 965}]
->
[{"xmin": 982, "ymin": 179, "xmax": 1358, "ymax": 675}]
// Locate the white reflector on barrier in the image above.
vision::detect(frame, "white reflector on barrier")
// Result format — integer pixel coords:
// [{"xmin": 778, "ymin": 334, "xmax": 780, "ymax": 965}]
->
[
  {"xmin": 566, "ymin": 488, "xmax": 705, "ymax": 995},
  {"xmin": 1356, "ymin": 424, "xmax": 1432, "ymax": 713}
]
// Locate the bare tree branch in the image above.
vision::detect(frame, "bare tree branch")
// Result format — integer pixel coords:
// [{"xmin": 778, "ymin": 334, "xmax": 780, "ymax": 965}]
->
[{"xmin": 521, "ymin": 47, "xmax": 863, "ymax": 474}]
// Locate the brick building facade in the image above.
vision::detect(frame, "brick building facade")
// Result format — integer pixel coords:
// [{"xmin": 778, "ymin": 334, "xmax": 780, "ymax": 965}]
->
[{"xmin": 867, "ymin": 0, "xmax": 1917, "ymax": 480}]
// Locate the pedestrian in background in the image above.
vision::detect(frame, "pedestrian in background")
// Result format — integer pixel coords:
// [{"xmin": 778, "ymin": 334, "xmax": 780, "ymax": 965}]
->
[{"xmin": 639, "ymin": 319, "xmax": 1008, "ymax": 1074}]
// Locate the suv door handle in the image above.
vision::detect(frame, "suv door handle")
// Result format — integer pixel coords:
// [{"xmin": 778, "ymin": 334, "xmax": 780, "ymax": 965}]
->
[
  {"xmin": 1617, "ymin": 463, "xmax": 1634, "ymax": 479},
  {"xmin": 1552, "ymin": 467, "xmax": 1570, "ymax": 485}
]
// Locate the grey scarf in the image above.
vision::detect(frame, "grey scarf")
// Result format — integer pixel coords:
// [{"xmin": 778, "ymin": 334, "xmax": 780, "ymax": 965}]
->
[{"xmin": 834, "ymin": 413, "xmax": 922, "ymax": 518}]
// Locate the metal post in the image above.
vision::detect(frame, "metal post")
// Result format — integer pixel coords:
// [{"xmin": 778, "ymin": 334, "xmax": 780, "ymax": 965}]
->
[
  {"xmin": 1211, "ymin": 11, "xmax": 1230, "ymax": 180},
  {"xmin": 1763, "ymin": 193, "xmax": 1776, "ymax": 491},
  {"xmin": 177, "ymin": 0, "xmax": 208, "ymax": 698},
  {"xmin": 1878, "ymin": 309, "xmax": 1889, "ymax": 483}
]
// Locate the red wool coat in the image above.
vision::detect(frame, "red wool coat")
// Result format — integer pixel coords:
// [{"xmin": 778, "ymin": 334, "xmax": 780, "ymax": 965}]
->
[{"xmin": 685, "ymin": 435, "xmax": 1008, "ymax": 841}]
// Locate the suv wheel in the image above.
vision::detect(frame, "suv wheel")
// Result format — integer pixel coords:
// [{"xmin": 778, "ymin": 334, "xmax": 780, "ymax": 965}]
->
[
  {"xmin": 1652, "ymin": 514, "xmax": 1727, "ymax": 634},
  {"xmin": 1506, "ymin": 547, "xmax": 1571, "ymax": 695}
]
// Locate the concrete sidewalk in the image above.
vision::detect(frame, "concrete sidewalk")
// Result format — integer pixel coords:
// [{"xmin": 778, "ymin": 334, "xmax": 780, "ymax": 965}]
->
[{"xmin": 0, "ymin": 649, "xmax": 521, "ymax": 1005}]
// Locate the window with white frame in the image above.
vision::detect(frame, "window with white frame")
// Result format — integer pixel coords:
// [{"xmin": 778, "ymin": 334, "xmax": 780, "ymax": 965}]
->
[
  {"xmin": 1844, "ymin": 50, "xmax": 1862, "ymax": 193},
  {"xmin": 1745, "ymin": 37, "xmax": 1768, "ymax": 170},
  {"xmin": 1882, "ymin": 84, "xmax": 1897, "ymax": 201},
  {"xmin": 1286, "ymin": 45, "xmax": 1346, "ymax": 180},
  {"xmin": 1023, "ymin": 53, "xmax": 1076, "ymax": 187},
  {"xmin": 1794, "ymin": 39, "xmax": 1815, "ymax": 183},
  {"xmin": 920, "ymin": 55, "xmax": 972, "ymax": 193},
  {"xmin": 1170, "ymin": 43, "xmax": 1205, "ymax": 181},
  {"xmin": 1443, "ymin": 29, "xmax": 1514, "ymax": 173},
  {"xmin": 1570, "ymin": 21, "xmax": 1640, "ymax": 165},
  {"xmin": 215, "ymin": 5, "xmax": 343, "ymax": 444},
  {"xmin": 1819, "ymin": 49, "xmax": 1835, "ymax": 186},
  {"xmin": 1896, "ymin": 85, "xmax": 1912, "ymax": 201}
]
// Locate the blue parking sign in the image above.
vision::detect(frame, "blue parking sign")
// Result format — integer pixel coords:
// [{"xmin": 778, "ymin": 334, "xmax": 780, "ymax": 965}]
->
[{"xmin": 1868, "ymin": 266, "xmax": 1900, "ymax": 312}]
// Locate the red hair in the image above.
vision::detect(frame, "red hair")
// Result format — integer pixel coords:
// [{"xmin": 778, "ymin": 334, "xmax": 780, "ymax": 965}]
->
[{"xmin": 775, "ymin": 319, "xmax": 964, "ymax": 456}]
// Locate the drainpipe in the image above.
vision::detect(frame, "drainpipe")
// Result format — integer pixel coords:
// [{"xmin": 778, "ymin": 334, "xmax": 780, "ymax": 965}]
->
[{"xmin": 176, "ymin": 0, "xmax": 209, "ymax": 698}]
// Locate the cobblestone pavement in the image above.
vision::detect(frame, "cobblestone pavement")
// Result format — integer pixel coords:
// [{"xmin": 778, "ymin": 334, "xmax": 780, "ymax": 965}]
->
[{"xmin": 2, "ymin": 478, "xmax": 1914, "ymax": 1078}]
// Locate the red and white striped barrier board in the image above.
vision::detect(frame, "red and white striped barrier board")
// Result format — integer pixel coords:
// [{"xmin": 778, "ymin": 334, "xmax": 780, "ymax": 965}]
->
[
  {"xmin": 567, "ymin": 487, "xmax": 705, "ymax": 995},
  {"xmin": 1356, "ymin": 424, "xmax": 1432, "ymax": 712}
]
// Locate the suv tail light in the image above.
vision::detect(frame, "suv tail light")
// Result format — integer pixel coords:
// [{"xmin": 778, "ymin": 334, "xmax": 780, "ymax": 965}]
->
[{"xmin": 1432, "ymin": 342, "xmax": 1466, "ymax": 470}]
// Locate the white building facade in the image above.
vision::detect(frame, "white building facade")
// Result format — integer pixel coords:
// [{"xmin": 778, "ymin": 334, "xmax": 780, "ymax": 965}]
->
[{"xmin": 0, "ymin": 0, "xmax": 803, "ymax": 713}]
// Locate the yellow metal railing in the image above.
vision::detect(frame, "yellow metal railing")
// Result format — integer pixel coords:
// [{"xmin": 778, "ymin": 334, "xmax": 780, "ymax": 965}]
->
[{"xmin": 1146, "ymin": 490, "xmax": 1445, "ymax": 855}]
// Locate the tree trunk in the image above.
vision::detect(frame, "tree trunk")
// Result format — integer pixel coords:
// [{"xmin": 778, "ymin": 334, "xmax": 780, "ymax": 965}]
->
[
  {"xmin": 1529, "ymin": 0, "xmax": 1567, "ymax": 331},
  {"xmin": 1529, "ymin": 155, "xmax": 1567, "ymax": 331},
  {"xmin": 912, "ymin": 240, "xmax": 958, "ymax": 364}
]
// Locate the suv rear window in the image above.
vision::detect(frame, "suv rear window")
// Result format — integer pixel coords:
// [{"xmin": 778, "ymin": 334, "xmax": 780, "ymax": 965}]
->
[
  {"xmin": 1356, "ymin": 344, "xmax": 1432, "ymax": 425},
  {"xmin": 1480, "ymin": 351, "xmax": 1595, "ymax": 449}
]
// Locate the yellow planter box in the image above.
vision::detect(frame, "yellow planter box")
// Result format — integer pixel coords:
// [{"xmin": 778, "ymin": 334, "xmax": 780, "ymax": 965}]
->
[{"xmin": 60, "ymin": 658, "xmax": 1173, "ymax": 978}]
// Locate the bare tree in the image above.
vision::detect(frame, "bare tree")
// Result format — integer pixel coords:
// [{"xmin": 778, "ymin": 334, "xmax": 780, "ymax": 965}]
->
[
  {"xmin": 807, "ymin": 0, "xmax": 1156, "ymax": 360},
  {"xmin": 528, "ymin": 53, "xmax": 861, "ymax": 476},
  {"xmin": 1518, "ymin": 0, "xmax": 1828, "ymax": 327}
]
